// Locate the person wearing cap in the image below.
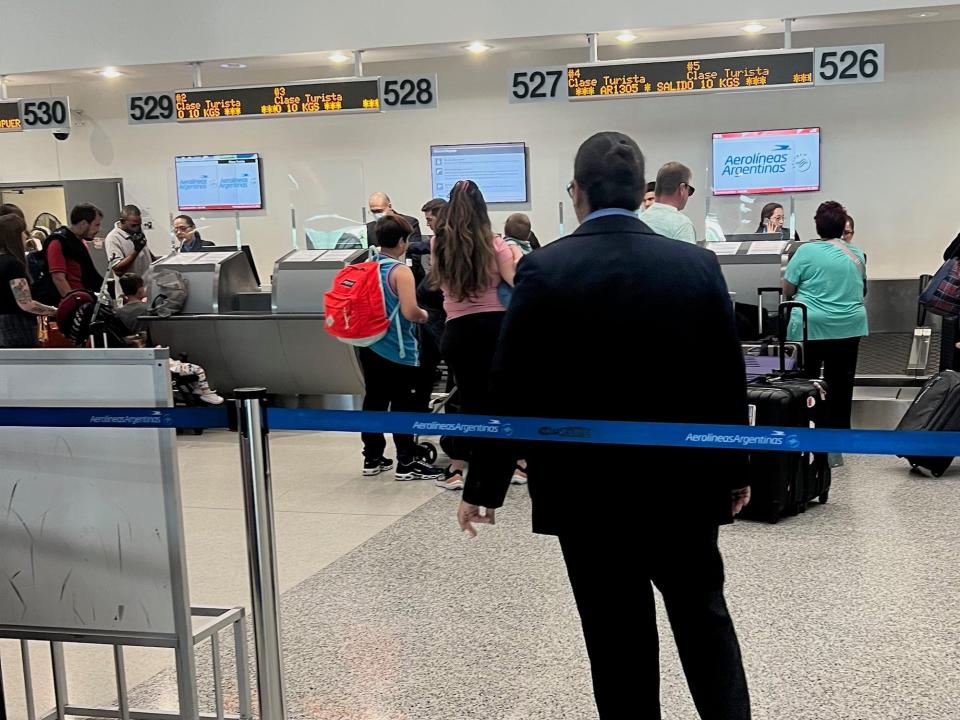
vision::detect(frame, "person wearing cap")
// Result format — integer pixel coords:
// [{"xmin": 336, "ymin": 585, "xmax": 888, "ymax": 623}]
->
[
  {"xmin": 640, "ymin": 162, "xmax": 698, "ymax": 244},
  {"xmin": 458, "ymin": 132, "xmax": 751, "ymax": 719}
]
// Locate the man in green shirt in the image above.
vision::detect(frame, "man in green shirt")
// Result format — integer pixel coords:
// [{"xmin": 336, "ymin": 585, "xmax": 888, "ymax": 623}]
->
[{"xmin": 640, "ymin": 162, "xmax": 698, "ymax": 244}]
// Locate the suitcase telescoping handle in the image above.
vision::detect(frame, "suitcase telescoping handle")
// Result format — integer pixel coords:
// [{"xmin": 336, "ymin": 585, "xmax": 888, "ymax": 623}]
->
[
  {"xmin": 777, "ymin": 301, "xmax": 808, "ymax": 373},
  {"xmin": 757, "ymin": 287, "xmax": 784, "ymax": 338}
]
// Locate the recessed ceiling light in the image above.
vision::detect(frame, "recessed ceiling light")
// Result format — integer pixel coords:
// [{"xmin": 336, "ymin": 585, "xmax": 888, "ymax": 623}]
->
[
  {"xmin": 463, "ymin": 41, "xmax": 492, "ymax": 54},
  {"xmin": 616, "ymin": 31, "xmax": 637, "ymax": 44},
  {"xmin": 97, "ymin": 67, "xmax": 124, "ymax": 78},
  {"xmin": 220, "ymin": 62, "xmax": 247, "ymax": 69},
  {"xmin": 741, "ymin": 23, "xmax": 766, "ymax": 33},
  {"xmin": 329, "ymin": 52, "xmax": 351, "ymax": 64},
  {"xmin": 908, "ymin": 11, "xmax": 939, "ymax": 18}
]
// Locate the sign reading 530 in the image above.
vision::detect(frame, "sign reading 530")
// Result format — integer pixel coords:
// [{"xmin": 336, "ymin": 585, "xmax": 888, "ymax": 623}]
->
[{"xmin": 18, "ymin": 97, "xmax": 70, "ymax": 130}]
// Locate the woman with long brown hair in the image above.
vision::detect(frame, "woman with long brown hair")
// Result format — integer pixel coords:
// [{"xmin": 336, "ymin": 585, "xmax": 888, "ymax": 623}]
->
[
  {"xmin": 431, "ymin": 180, "xmax": 516, "ymax": 489},
  {"xmin": 0, "ymin": 212, "xmax": 58, "ymax": 348}
]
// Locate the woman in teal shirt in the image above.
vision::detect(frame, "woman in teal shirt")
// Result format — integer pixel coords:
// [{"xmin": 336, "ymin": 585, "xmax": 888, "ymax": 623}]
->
[{"xmin": 783, "ymin": 201, "xmax": 867, "ymax": 433}]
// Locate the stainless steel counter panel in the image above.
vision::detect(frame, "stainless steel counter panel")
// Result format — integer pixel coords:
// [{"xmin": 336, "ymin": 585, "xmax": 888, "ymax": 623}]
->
[
  {"xmin": 153, "ymin": 251, "xmax": 259, "ymax": 314},
  {"xmin": 271, "ymin": 248, "xmax": 367, "ymax": 313},
  {"xmin": 143, "ymin": 314, "xmax": 365, "ymax": 397}
]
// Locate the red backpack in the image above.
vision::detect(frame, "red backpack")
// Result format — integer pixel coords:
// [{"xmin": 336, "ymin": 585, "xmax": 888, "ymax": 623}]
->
[{"xmin": 324, "ymin": 257, "xmax": 400, "ymax": 347}]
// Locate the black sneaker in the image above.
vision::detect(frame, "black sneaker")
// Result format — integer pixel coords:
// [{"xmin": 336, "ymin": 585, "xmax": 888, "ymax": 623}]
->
[
  {"xmin": 363, "ymin": 457, "xmax": 394, "ymax": 477},
  {"xmin": 395, "ymin": 461, "xmax": 445, "ymax": 481}
]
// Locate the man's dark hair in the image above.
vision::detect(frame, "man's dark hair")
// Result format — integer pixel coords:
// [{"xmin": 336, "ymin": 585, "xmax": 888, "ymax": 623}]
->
[
  {"xmin": 815, "ymin": 201, "xmax": 848, "ymax": 239},
  {"xmin": 376, "ymin": 214, "xmax": 413, "ymax": 249},
  {"xmin": 70, "ymin": 203, "xmax": 103, "ymax": 225},
  {"xmin": 573, "ymin": 132, "xmax": 645, "ymax": 212},
  {"xmin": 121, "ymin": 204, "xmax": 142, "ymax": 219},
  {"xmin": 0, "ymin": 203, "xmax": 24, "ymax": 221},
  {"xmin": 421, "ymin": 198, "xmax": 448, "ymax": 214},
  {"xmin": 654, "ymin": 162, "xmax": 691, "ymax": 198},
  {"xmin": 119, "ymin": 273, "xmax": 144, "ymax": 297},
  {"xmin": 645, "ymin": 181, "xmax": 656, "ymax": 194},
  {"xmin": 846, "ymin": 214, "xmax": 855, "ymax": 231}
]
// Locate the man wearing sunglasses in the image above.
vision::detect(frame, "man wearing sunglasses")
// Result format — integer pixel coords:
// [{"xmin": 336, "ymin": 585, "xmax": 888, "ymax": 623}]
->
[{"xmin": 640, "ymin": 161, "xmax": 698, "ymax": 244}]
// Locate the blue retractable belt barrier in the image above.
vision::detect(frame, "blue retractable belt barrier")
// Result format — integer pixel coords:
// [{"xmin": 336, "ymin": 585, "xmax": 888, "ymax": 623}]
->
[{"xmin": 0, "ymin": 406, "xmax": 956, "ymax": 457}]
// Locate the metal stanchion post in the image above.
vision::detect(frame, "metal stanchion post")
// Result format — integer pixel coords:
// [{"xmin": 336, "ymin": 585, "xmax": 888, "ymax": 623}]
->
[{"xmin": 235, "ymin": 388, "xmax": 287, "ymax": 720}]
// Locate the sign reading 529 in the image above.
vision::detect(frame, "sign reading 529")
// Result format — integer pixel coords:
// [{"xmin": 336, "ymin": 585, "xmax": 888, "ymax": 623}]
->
[{"xmin": 127, "ymin": 92, "xmax": 177, "ymax": 124}]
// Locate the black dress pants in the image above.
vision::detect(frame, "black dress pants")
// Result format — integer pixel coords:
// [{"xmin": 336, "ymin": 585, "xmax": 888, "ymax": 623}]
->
[
  {"xmin": 802, "ymin": 337, "xmax": 861, "ymax": 429},
  {"xmin": 558, "ymin": 525, "xmax": 750, "ymax": 720}
]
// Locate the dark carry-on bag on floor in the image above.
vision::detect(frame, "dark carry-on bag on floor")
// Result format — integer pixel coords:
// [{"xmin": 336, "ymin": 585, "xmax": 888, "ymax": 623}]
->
[
  {"xmin": 740, "ymin": 302, "xmax": 832, "ymax": 524},
  {"xmin": 896, "ymin": 370, "xmax": 960, "ymax": 477}
]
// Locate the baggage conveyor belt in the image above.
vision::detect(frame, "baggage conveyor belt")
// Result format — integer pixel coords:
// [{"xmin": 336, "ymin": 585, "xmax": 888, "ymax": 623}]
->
[{"xmin": 852, "ymin": 331, "xmax": 942, "ymax": 429}]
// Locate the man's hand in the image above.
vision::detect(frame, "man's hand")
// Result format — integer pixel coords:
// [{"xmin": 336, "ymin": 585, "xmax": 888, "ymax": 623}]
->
[
  {"xmin": 458, "ymin": 501, "xmax": 495, "ymax": 538},
  {"xmin": 132, "ymin": 234, "xmax": 147, "ymax": 253},
  {"xmin": 732, "ymin": 487, "xmax": 751, "ymax": 516}
]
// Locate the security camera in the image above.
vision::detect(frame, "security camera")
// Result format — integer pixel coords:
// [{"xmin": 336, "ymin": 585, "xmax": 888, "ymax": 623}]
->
[{"xmin": 53, "ymin": 130, "xmax": 70, "ymax": 141}]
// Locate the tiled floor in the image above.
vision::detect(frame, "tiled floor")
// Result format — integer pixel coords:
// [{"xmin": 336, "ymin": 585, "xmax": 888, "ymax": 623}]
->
[{"xmin": 3, "ymin": 436, "xmax": 960, "ymax": 719}]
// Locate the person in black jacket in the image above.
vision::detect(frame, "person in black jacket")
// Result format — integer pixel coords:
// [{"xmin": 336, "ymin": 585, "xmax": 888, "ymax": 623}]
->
[
  {"xmin": 941, "ymin": 232, "xmax": 960, "ymax": 371},
  {"xmin": 459, "ymin": 131, "xmax": 752, "ymax": 719}
]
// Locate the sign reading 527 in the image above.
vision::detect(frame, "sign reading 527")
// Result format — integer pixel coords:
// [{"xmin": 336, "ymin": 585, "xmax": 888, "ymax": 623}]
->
[
  {"xmin": 508, "ymin": 67, "xmax": 566, "ymax": 103},
  {"xmin": 815, "ymin": 44, "xmax": 884, "ymax": 85}
]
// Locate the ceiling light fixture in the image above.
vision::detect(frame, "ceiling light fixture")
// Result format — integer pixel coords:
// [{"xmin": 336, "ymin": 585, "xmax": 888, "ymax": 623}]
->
[
  {"xmin": 464, "ymin": 41, "xmax": 492, "ymax": 54},
  {"xmin": 741, "ymin": 23, "xmax": 766, "ymax": 34},
  {"xmin": 616, "ymin": 31, "xmax": 637, "ymax": 44},
  {"xmin": 908, "ymin": 11, "xmax": 939, "ymax": 18},
  {"xmin": 98, "ymin": 67, "xmax": 124, "ymax": 78},
  {"xmin": 220, "ymin": 62, "xmax": 247, "ymax": 69},
  {"xmin": 329, "ymin": 52, "xmax": 351, "ymax": 64}
]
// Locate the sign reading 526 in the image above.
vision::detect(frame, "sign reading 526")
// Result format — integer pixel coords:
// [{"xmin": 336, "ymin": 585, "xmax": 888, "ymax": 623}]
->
[{"xmin": 815, "ymin": 44, "xmax": 884, "ymax": 86}]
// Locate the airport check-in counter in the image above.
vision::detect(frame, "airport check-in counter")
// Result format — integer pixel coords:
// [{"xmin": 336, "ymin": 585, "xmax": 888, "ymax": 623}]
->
[
  {"xmin": 144, "ymin": 247, "xmax": 369, "ymax": 404},
  {"xmin": 708, "ymin": 239, "xmax": 789, "ymax": 322},
  {"xmin": 152, "ymin": 251, "xmax": 260, "ymax": 314}
]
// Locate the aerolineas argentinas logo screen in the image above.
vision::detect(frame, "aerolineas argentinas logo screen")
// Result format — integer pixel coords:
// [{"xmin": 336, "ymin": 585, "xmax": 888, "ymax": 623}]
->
[{"xmin": 712, "ymin": 128, "xmax": 820, "ymax": 195}]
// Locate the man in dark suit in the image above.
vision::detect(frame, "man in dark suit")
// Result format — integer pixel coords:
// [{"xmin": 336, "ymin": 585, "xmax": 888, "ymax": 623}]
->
[
  {"xmin": 366, "ymin": 192, "xmax": 423, "ymax": 247},
  {"xmin": 459, "ymin": 132, "xmax": 752, "ymax": 719}
]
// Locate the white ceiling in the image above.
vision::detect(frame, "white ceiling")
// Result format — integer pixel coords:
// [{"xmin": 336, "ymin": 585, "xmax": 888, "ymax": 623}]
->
[{"xmin": 1, "ymin": 5, "xmax": 957, "ymax": 89}]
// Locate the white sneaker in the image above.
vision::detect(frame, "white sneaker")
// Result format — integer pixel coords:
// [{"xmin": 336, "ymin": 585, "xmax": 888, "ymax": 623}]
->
[
  {"xmin": 435, "ymin": 468, "xmax": 465, "ymax": 490},
  {"xmin": 198, "ymin": 392, "xmax": 224, "ymax": 405}
]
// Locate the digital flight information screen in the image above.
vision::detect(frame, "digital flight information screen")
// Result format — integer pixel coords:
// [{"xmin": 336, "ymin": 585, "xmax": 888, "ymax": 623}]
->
[
  {"xmin": 568, "ymin": 50, "xmax": 815, "ymax": 99},
  {"xmin": 174, "ymin": 78, "xmax": 381, "ymax": 121},
  {"xmin": 0, "ymin": 102, "xmax": 22, "ymax": 132}
]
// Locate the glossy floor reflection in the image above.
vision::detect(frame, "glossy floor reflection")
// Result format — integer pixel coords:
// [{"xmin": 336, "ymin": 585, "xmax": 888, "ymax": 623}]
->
[{"xmin": 117, "ymin": 452, "xmax": 960, "ymax": 719}]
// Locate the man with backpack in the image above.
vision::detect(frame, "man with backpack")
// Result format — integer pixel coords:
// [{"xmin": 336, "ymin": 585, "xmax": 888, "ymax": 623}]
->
[
  {"xmin": 325, "ymin": 214, "xmax": 445, "ymax": 482},
  {"xmin": 32, "ymin": 204, "xmax": 105, "ymax": 304}
]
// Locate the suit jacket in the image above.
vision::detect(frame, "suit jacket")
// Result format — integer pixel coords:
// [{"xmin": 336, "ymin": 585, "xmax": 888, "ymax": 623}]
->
[
  {"xmin": 463, "ymin": 213, "xmax": 750, "ymax": 535},
  {"xmin": 366, "ymin": 213, "xmax": 422, "ymax": 247}
]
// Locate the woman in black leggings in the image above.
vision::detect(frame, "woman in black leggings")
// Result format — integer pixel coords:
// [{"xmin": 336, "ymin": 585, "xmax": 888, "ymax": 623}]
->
[{"xmin": 431, "ymin": 180, "xmax": 516, "ymax": 489}]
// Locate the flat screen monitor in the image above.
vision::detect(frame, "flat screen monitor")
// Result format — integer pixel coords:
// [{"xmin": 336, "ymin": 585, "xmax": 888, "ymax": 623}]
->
[
  {"xmin": 175, "ymin": 153, "xmax": 264, "ymax": 211},
  {"xmin": 712, "ymin": 128, "xmax": 820, "ymax": 196},
  {"xmin": 205, "ymin": 245, "xmax": 261, "ymax": 286},
  {"xmin": 430, "ymin": 143, "xmax": 528, "ymax": 204}
]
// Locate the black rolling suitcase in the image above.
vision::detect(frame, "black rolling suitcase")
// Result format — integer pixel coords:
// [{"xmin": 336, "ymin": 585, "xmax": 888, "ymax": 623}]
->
[
  {"xmin": 740, "ymin": 303, "xmax": 831, "ymax": 523},
  {"xmin": 896, "ymin": 370, "xmax": 960, "ymax": 477}
]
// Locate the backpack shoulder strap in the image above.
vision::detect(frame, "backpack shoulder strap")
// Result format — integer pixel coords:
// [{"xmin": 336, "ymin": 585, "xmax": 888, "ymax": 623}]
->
[{"xmin": 826, "ymin": 240, "xmax": 866, "ymax": 278}]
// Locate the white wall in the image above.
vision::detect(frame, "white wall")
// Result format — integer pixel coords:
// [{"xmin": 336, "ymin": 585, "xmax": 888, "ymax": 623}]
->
[
  {"xmin": 0, "ymin": 21, "xmax": 958, "ymax": 280},
  {"xmin": 0, "ymin": 0, "xmax": 954, "ymax": 74}
]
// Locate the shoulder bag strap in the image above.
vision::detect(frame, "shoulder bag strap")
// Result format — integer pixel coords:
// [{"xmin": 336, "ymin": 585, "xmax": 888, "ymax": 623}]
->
[{"xmin": 826, "ymin": 240, "xmax": 866, "ymax": 278}]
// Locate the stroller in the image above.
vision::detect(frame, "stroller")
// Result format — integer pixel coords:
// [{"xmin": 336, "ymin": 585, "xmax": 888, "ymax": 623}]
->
[{"xmin": 55, "ymin": 290, "xmax": 131, "ymax": 348}]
